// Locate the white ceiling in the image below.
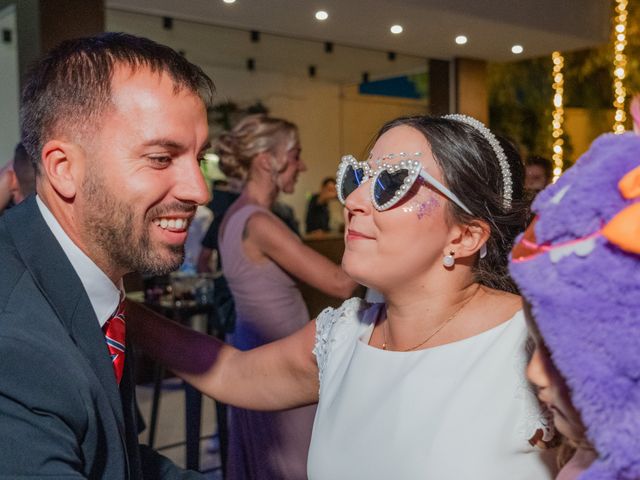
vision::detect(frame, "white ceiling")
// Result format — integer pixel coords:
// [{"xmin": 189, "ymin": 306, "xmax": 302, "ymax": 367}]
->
[
  {"xmin": 106, "ymin": 0, "xmax": 611, "ymax": 62},
  {"xmin": 107, "ymin": 8, "xmax": 430, "ymax": 84}
]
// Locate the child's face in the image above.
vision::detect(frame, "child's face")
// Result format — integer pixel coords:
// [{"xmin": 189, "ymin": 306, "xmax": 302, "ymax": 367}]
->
[{"xmin": 524, "ymin": 302, "xmax": 588, "ymax": 445}]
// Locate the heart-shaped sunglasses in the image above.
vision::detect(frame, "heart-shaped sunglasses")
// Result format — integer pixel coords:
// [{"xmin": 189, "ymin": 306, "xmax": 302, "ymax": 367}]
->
[{"xmin": 336, "ymin": 153, "xmax": 472, "ymax": 214}]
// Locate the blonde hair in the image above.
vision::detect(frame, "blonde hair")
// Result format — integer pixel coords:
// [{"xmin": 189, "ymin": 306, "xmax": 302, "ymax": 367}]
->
[{"xmin": 215, "ymin": 114, "xmax": 298, "ymax": 180}]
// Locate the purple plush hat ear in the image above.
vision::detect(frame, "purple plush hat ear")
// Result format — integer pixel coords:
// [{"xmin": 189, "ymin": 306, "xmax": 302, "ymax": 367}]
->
[{"xmin": 510, "ymin": 133, "xmax": 640, "ymax": 480}]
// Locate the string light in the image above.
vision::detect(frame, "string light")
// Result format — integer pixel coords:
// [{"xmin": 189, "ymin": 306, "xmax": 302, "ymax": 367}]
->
[
  {"xmin": 551, "ymin": 51, "xmax": 565, "ymax": 182},
  {"xmin": 612, "ymin": 0, "xmax": 628, "ymax": 134}
]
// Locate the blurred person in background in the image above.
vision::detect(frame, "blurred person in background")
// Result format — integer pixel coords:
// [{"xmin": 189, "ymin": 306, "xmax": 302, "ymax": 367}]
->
[
  {"xmin": 525, "ymin": 155, "xmax": 553, "ymax": 197},
  {"xmin": 305, "ymin": 176, "xmax": 337, "ymax": 236},
  {"xmin": 210, "ymin": 114, "xmax": 357, "ymax": 479},
  {"xmin": 198, "ymin": 178, "xmax": 242, "ymax": 273},
  {"xmin": 0, "ymin": 163, "xmax": 13, "ymax": 214},
  {"xmin": 197, "ymin": 177, "xmax": 302, "ymax": 334},
  {"xmin": 181, "ymin": 204, "xmax": 213, "ymax": 273},
  {"xmin": 0, "ymin": 143, "xmax": 36, "ymax": 214}
]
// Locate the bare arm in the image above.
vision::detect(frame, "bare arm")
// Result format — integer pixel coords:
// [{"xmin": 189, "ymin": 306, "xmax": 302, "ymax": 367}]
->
[
  {"xmin": 126, "ymin": 300, "xmax": 319, "ymax": 410},
  {"xmin": 248, "ymin": 212, "xmax": 358, "ymax": 299}
]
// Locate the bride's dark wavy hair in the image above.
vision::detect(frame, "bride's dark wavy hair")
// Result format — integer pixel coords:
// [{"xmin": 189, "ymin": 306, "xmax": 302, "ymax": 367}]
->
[{"xmin": 376, "ymin": 115, "xmax": 528, "ymax": 293}]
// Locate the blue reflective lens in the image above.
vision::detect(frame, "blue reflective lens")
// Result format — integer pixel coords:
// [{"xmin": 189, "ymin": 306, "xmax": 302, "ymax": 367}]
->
[
  {"xmin": 373, "ymin": 169, "xmax": 409, "ymax": 206},
  {"xmin": 341, "ymin": 165, "xmax": 366, "ymax": 200}
]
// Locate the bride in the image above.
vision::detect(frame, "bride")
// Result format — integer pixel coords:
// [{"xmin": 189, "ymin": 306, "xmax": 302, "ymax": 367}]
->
[{"xmin": 129, "ymin": 114, "xmax": 555, "ymax": 479}]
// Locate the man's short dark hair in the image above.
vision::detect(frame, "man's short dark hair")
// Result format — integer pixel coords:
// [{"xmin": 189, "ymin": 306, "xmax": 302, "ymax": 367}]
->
[
  {"xmin": 526, "ymin": 156, "xmax": 553, "ymax": 183},
  {"xmin": 321, "ymin": 177, "xmax": 336, "ymax": 188},
  {"xmin": 13, "ymin": 143, "xmax": 36, "ymax": 197},
  {"xmin": 20, "ymin": 32, "xmax": 215, "ymax": 174}
]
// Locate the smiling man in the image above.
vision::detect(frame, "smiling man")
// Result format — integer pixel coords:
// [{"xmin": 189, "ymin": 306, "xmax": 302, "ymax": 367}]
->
[{"xmin": 0, "ymin": 33, "xmax": 213, "ymax": 478}]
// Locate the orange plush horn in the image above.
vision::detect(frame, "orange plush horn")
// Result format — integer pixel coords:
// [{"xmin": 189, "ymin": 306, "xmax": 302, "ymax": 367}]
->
[
  {"xmin": 602, "ymin": 165, "xmax": 640, "ymax": 254},
  {"xmin": 602, "ymin": 203, "xmax": 640, "ymax": 254},
  {"xmin": 618, "ymin": 165, "xmax": 640, "ymax": 200}
]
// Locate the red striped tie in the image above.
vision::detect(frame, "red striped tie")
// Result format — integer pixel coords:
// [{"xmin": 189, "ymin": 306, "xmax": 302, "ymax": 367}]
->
[{"xmin": 103, "ymin": 299, "xmax": 126, "ymax": 384}]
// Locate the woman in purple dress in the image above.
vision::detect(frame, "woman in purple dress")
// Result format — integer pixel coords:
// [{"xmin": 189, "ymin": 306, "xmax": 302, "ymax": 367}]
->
[{"xmin": 215, "ymin": 114, "xmax": 357, "ymax": 479}]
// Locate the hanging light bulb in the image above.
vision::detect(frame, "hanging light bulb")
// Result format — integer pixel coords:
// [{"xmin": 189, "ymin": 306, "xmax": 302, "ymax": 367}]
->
[
  {"xmin": 551, "ymin": 51, "xmax": 565, "ymax": 182},
  {"xmin": 612, "ymin": 0, "xmax": 628, "ymax": 134}
]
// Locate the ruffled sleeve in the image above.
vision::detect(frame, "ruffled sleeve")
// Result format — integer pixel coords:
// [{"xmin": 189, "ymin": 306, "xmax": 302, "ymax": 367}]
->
[{"xmin": 312, "ymin": 297, "xmax": 367, "ymax": 386}]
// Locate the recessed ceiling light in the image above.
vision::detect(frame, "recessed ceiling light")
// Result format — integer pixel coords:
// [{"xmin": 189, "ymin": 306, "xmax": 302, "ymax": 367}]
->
[
  {"xmin": 390, "ymin": 25, "xmax": 403, "ymax": 34},
  {"xmin": 511, "ymin": 44, "xmax": 524, "ymax": 54},
  {"xmin": 455, "ymin": 35, "xmax": 468, "ymax": 45},
  {"xmin": 315, "ymin": 10, "xmax": 329, "ymax": 21},
  {"xmin": 223, "ymin": 0, "xmax": 236, "ymax": 3}
]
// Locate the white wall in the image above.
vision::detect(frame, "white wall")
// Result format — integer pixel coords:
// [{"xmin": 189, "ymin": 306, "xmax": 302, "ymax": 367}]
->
[
  {"xmin": 0, "ymin": 4, "xmax": 19, "ymax": 167},
  {"xmin": 204, "ymin": 65, "xmax": 342, "ymax": 228}
]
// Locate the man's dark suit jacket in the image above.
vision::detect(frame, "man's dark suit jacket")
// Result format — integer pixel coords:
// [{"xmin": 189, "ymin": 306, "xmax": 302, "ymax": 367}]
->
[{"xmin": 0, "ymin": 197, "xmax": 201, "ymax": 479}]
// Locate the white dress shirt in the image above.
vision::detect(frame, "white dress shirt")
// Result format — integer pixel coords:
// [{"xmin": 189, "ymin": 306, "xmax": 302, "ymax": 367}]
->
[{"xmin": 36, "ymin": 196, "xmax": 121, "ymax": 327}]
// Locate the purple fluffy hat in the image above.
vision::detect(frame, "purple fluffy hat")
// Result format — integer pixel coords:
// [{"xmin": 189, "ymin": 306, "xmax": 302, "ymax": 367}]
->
[{"xmin": 510, "ymin": 133, "xmax": 640, "ymax": 479}]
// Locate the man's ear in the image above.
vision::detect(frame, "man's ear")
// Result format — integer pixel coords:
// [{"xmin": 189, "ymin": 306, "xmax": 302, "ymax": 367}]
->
[
  {"xmin": 447, "ymin": 220, "xmax": 491, "ymax": 259},
  {"xmin": 41, "ymin": 140, "xmax": 84, "ymax": 200}
]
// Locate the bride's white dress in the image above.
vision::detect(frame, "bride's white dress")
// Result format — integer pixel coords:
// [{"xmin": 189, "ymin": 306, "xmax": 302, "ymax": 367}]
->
[{"xmin": 308, "ymin": 298, "xmax": 555, "ymax": 479}]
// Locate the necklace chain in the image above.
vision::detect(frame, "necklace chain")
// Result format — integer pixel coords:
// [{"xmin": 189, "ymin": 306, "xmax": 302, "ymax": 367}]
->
[{"xmin": 381, "ymin": 286, "xmax": 479, "ymax": 352}]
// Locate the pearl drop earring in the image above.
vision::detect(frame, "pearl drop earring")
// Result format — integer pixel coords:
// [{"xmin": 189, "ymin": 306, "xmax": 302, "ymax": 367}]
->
[{"xmin": 443, "ymin": 251, "xmax": 455, "ymax": 268}]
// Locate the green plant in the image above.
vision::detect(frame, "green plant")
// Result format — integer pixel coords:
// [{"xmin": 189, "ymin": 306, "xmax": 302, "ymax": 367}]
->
[{"xmin": 488, "ymin": 0, "xmax": 640, "ymax": 161}]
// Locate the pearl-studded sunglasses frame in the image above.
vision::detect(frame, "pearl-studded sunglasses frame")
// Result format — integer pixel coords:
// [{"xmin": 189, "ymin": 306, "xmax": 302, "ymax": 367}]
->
[
  {"xmin": 337, "ymin": 152, "xmax": 487, "ymax": 258},
  {"xmin": 336, "ymin": 152, "xmax": 473, "ymax": 214}
]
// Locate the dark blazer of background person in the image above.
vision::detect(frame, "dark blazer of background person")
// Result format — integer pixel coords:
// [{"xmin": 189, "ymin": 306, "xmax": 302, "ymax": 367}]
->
[
  {"xmin": 305, "ymin": 192, "xmax": 330, "ymax": 233},
  {"xmin": 305, "ymin": 177, "xmax": 336, "ymax": 234},
  {"xmin": 0, "ymin": 198, "xmax": 199, "ymax": 478}
]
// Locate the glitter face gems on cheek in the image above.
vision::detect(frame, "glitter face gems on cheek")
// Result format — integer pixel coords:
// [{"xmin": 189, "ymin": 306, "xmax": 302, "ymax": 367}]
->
[
  {"xmin": 416, "ymin": 196, "xmax": 440, "ymax": 220},
  {"xmin": 401, "ymin": 202, "xmax": 416, "ymax": 214},
  {"xmin": 401, "ymin": 194, "xmax": 440, "ymax": 219}
]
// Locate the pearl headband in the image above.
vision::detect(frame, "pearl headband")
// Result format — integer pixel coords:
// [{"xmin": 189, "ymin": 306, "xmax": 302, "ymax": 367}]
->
[{"xmin": 444, "ymin": 114, "xmax": 513, "ymax": 210}]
